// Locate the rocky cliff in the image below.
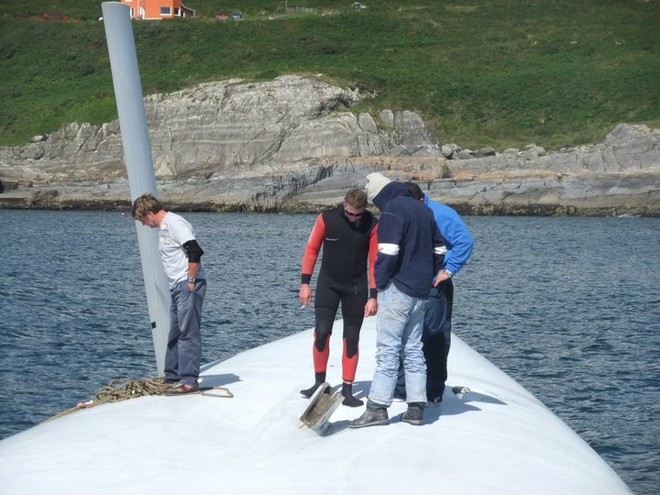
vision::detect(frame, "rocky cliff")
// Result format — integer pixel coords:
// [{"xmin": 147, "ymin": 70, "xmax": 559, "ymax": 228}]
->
[{"xmin": 1, "ymin": 75, "xmax": 658, "ymax": 215}]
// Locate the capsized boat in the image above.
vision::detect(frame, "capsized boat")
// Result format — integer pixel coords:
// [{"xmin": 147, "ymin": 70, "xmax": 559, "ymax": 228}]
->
[
  {"xmin": 0, "ymin": 3, "xmax": 632, "ymax": 494},
  {"xmin": 0, "ymin": 317, "xmax": 632, "ymax": 494}
]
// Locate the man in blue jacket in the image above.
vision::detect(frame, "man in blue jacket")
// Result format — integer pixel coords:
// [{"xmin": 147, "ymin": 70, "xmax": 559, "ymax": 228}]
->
[
  {"xmin": 398, "ymin": 182, "xmax": 474, "ymax": 405},
  {"xmin": 349, "ymin": 173, "xmax": 447, "ymax": 428}
]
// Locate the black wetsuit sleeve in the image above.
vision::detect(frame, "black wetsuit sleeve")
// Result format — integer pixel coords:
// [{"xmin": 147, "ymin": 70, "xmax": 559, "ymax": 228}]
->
[{"xmin": 183, "ymin": 240, "xmax": 204, "ymax": 262}]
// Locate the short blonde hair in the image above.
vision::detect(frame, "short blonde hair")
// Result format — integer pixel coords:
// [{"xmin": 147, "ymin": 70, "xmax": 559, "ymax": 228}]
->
[{"xmin": 344, "ymin": 188, "xmax": 367, "ymax": 209}]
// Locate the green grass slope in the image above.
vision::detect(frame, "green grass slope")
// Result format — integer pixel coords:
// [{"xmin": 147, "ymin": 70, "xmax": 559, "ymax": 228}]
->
[{"xmin": 1, "ymin": 0, "xmax": 658, "ymax": 149}]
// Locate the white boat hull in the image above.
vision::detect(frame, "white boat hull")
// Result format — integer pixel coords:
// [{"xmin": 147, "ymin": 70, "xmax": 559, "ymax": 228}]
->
[{"xmin": 0, "ymin": 317, "xmax": 632, "ymax": 495}]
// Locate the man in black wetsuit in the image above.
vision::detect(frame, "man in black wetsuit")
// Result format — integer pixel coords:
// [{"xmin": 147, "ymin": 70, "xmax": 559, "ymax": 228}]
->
[{"xmin": 299, "ymin": 188, "xmax": 379, "ymax": 407}]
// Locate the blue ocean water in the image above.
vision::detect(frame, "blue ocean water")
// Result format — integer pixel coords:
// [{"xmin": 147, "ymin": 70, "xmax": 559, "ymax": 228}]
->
[{"xmin": 0, "ymin": 211, "xmax": 658, "ymax": 494}]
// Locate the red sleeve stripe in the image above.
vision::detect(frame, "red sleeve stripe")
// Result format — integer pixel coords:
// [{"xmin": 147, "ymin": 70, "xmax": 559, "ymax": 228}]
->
[{"xmin": 301, "ymin": 214, "xmax": 326, "ymax": 283}]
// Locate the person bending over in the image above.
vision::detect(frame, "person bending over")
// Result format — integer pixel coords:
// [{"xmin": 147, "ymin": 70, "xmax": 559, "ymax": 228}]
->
[
  {"xmin": 132, "ymin": 193, "xmax": 207, "ymax": 395},
  {"xmin": 393, "ymin": 182, "xmax": 474, "ymax": 406},
  {"xmin": 349, "ymin": 174, "xmax": 446, "ymax": 428}
]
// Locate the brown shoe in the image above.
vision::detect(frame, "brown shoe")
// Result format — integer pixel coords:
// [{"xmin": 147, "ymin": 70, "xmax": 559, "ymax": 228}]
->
[
  {"xmin": 164, "ymin": 383, "xmax": 200, "ymax": 396},
  {"xmin": 157, "ymin": 379, "xmax": 179, "ymax": 389}
]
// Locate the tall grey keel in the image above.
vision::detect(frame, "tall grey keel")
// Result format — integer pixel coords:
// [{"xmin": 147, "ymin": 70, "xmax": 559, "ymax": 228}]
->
[{"xmin": 102, "ymin": 2, "xmax": 170, "ymax": 375}]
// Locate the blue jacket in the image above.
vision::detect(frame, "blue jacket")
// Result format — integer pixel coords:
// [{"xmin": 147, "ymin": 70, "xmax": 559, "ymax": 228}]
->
[
  {"xmin": 373, "ymin": 182, "xmax": 446, "ymax": 298},
  {"xmin": 423, "ymin": 194, "xmax": 474, "ymax": 276}
]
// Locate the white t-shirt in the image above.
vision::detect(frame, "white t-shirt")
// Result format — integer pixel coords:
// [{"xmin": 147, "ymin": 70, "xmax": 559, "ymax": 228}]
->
[{"xmin": 158, "ymin": 212, "xmax": 206, "ymax": 288}]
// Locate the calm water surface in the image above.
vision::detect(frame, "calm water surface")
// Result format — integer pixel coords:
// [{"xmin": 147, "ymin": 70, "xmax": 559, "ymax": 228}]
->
[{"xmin": 0, "ymin": 211, "xmax": 658, "ymax": 494}]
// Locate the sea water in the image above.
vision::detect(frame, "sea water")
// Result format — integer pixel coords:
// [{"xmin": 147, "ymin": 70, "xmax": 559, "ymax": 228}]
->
[{"xmin": 0, "ymin": 210, "xmax": 657, "ymax": 494}]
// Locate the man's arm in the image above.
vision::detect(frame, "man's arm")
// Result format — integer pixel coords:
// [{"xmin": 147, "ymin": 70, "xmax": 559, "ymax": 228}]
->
[
  {"xmin": 182, "ymin": 239, "xmax": 204, "ymax": 276},
  {"xmin": 367, "ymin": 223, "xmax": 379, "ymax": 299},
  {"xmin": 427, "ymin": 195, "xmax": 474, "ymax": 276},
  {"xmin": 182, "ymin": 239, "xmax": 204, "ymax": 289},
  {"xmin": 364, "ymin": 223, "xmax": 379, "ymax": 316},
  {"xmin": 374, "ymin": 211, "xmax": 404, "ymax": 290},
  {"xmin": 299, "ymin": 214, "xmax": 325, "ymax": 306},
  {"xmin": 431, "ymin": 223, "xmax": 448, "ymax": 287}
]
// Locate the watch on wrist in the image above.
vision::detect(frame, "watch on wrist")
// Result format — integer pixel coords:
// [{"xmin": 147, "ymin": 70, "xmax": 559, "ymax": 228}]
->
[
  {"xmin": 442, "ymin": 269, "xmax": 453, "ymax": 278},
  {"xmin": 187, "ymin": 276, "xmax": 196, "ymax": 284}
]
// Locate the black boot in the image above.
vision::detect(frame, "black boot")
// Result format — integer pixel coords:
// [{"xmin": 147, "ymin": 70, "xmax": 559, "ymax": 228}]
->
[
  {"xmin": 401, "ymin": 402, "xmax": 425, "ymax": 426},
  {"xmin": 341, "ymin": 382, "xmax": 363, "ymax": 408},
  {"xmin": 300, "ymin": 372, "xmax": 326, "ymax": 398},
  {"xmin": 348, "ymin": 400, "xmax": 389, "ymax": 428}
]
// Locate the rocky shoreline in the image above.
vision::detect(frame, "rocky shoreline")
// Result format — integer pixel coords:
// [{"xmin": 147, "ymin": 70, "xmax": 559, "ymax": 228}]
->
[{"xmin": 1, "ymin": 76, "xmax": 658, "ymax": 216}]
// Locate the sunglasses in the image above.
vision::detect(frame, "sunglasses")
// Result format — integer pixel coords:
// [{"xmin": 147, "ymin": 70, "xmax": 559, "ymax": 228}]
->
[{"xmin": 344, "ymin": 209, "xmax": 364, "ymax": 218}]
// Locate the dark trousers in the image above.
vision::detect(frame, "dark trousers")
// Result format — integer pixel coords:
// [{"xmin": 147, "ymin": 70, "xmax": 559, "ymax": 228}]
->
[
  {"xmin": 423, "ymin": 280, "xmax": 453, "ymax": 401},
  {"xmin": 312, "ymin": 276, "xmax": 367, "ymax": 382}
]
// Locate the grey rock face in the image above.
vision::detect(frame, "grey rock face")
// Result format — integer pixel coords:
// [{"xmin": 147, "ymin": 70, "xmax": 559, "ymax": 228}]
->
[{"xmin": 0, "ymin": 76, "xmax": 658, "ymax": 215}]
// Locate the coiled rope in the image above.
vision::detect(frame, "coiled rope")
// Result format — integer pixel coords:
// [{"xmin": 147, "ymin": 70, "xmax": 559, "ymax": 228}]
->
[{"xmin": 44, "ymin": 377, "xmax": 232, "ymax": 423}]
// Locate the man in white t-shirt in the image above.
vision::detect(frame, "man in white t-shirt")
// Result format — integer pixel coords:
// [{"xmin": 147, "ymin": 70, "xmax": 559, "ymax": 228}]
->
[{"xmin": 132, "ymin": 194, "xmax": 207, "ymax": 394}]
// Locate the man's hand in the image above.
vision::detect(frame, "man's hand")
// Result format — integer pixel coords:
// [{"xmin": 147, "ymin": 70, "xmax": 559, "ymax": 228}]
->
[
  {"xmin": 364, "ymin": 297, "xmax": 378, "ymax": 317},
  {"xmin": 299, "ymin": 284, "xmax": 312, "ymax": 307},
  {"xmin": 433, "ymin": 269, "xmax": 451, "ymax": 287}
]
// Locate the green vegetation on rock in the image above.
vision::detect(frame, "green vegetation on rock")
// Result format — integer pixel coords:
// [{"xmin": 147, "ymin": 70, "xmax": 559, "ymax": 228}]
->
[{"xmin": 1, "ymin": 0, "xmax": 658, "ymax": 149}]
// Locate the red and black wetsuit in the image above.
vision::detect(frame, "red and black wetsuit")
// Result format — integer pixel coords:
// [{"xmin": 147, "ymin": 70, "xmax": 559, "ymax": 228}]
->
[{"xmin": 301, "ymin": 204, "xmax": 378, "ymax": 383}]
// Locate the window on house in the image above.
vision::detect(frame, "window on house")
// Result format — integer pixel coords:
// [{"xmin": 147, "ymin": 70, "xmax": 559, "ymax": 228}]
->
[
  {"xmin": 174, "ymin": 8, "xmax": 180, "ymax": 16},
  {"xmin": 160, "ymin": 7, "xmax": 171, "ymax": 15}
]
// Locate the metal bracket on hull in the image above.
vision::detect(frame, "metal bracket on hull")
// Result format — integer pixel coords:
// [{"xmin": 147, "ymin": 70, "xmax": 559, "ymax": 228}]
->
[{"xmin": 298, "ymin": 382, "xmax": 343, "ymax": 435}]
